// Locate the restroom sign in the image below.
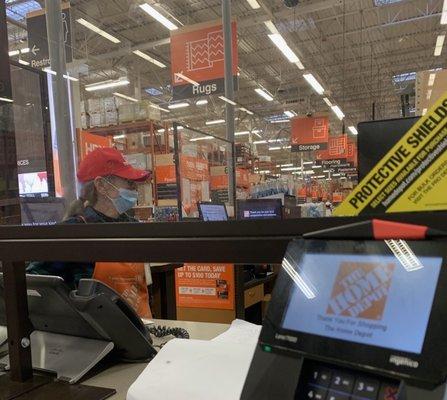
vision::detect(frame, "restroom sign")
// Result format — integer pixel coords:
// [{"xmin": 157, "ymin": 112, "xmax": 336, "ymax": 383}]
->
[{"xmin": 170, "ymin": 19, "xmax": 238, "ymax": 100}]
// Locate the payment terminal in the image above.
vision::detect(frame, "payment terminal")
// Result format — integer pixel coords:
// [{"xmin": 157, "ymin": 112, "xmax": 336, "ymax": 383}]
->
[{"xmin": 241, "ymin": 236, "xmax": 447, "ymax": 400}]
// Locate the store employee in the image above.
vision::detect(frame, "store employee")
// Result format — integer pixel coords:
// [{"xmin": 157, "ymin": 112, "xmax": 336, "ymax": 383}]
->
[{"xmin": 27, "ymin": 148, "xmax": 152, "ymax": 317}]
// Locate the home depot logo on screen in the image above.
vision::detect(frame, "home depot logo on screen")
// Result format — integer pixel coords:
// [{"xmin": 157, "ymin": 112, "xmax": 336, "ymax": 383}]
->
[{"xmin": 327, "ymin": 262, "xmax": 395, "ymax": 320}]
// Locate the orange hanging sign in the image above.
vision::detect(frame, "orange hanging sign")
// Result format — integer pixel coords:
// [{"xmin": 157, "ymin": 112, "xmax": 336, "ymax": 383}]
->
[{"xmin": 170, "ymin": 19, "xmax": 238, "ymax": 100}]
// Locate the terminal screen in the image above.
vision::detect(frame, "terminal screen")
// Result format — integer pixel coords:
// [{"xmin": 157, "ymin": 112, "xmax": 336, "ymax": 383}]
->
[
  {"xmin": 281, "ymin": 252, "xmax": 442, "ymax": 354},
  {"xmin": 237, "ymin": 199, "xmax": 282, "ymax": 220},
  {"xmin": 199, "ymin": 203, "xmax": 228, "ymax": 221}
]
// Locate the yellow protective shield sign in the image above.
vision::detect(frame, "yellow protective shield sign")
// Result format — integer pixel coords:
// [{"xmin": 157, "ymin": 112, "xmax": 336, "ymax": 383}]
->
[{"xmin": 334, "ymin": 92, "xmax": 447, "ymax": 216}]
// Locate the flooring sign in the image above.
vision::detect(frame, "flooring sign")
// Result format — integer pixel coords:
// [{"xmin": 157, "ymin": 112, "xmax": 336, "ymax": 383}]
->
[{"xmin": 335, "ymin": 92, "xmax": 447, "ymax": 215}]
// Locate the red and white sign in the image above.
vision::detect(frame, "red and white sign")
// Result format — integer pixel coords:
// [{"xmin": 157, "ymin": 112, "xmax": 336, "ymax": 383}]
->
[
  {"xmin": 170, "ymin": 20, "xmax": 238, "ymax": 100},
  {"xmin": 79, "ymin": 131, "xmax": 112, "ymax": 160},
  {"xmin": 291, "ymin": 116, "xmax": 329, "ymax": 152}
]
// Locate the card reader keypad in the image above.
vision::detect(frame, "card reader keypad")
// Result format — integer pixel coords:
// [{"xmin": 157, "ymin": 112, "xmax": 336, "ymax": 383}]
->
[{"xmin": 297, "ymin": 361, "xmax": 399, "ymax": 400}]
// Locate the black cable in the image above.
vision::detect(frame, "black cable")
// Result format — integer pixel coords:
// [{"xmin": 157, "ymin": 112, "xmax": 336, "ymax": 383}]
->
[{"xmin": 147, "ymin": 325, "xmax": 190, "ymax": 340}]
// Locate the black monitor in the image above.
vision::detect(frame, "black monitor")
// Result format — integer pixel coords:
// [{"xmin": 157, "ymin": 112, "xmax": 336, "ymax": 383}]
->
[
  {"xmin": 198, "ymin": 202, "xmax": 228, "ymax": 221},
  {"xmin": 358, "ymin": 117, "xmax": 418, "ymax": 180},
  {"xmin": 20, "ymin": 197, "xmax": 66, "ymax": 226},
  {"xmin": 237, "ymin": 199, "xmax": 283, "ymax": 220},
  {"xmin": 261, "ymin": 238, "xmax": 447, "ymax": 387}
]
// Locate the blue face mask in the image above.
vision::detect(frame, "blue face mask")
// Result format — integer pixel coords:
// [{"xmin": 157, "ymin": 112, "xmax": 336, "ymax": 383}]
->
[{"xmin": 106, "ymin": 180, "xmax": 138, "ymax": 214}]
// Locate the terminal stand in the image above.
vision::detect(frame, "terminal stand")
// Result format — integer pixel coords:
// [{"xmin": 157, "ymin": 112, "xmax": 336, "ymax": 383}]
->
[{"xmin": 0, "ymin": 331, "xmax": 114, "ymax": 384}]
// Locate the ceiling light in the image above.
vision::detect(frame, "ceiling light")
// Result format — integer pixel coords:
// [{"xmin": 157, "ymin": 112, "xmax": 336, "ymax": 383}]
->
[
  {"xmin": 434, "ymin": 34, "xmax": 445, "ymax": 56},
  {"xmin": 175, "ymin": 72, "xmax": 199, "ymax": 86},
  {"xmin": 239, "ymin": 107, "xmax": 254, "ymax": 115},
  {"xmin": 219, "ymin": 96, "xmax": 237, "ymax": 105},
  {"xmin": 303, "ymin": 161, "xmax": 314, "ymax": 165},
  {"xmin": 331, "ymin": 105, "xmax": 345, "ymax": 120},
  {"xmin": 85, "ymin": 78, "xmax": 129, "ymax": 92},
  {"xmin": 157, "ymin": 128, "xmax": 165, "ymax": 133},
  {"xmin": 133, "ymin": 50, "xmax": 166, "ymax": 68},
  {"xmin": 422, "ymin": 108, "xmax": 428, "ymax": 115},
  {"xmin": 323, "ymin": 97, "xmax": 332, "ymax": 107},
  {"xmin": 295, "ymin": 60, "xmax": 305, "ymax": 70},
  {"xmin": 63, "ymin": 74, "xmax": 79, "ymax": 82},
  {"xmin": 316, "ymin": 175, "xmax": 326, "ymax": 179},
  {"xmin": 196, "ymin": 99, "xmax": 208, "ymax": 106},
  {"xmin": 264, "ymin": 20, "xmax": 279, "ymax": 34},
  {"xmin": 268, "ymin": 33, "xmax": 301, "ymax": 64},
  {"xmin": 43, "ymin": 68, "xmax": 57, "ymax": 75},
  {"xmin": 271, "ymin": 119, "xmax": 290, "ymax": 124},
  {"xmin": 235, "ymin": 131, "xmax": 249, "ymax": 136},
  {"xmin": 246, "ymin": 0, "xmax": 261, "ymax": 9},
  {"xmin": 206, "ymin": 119, "xmax": 225, "ymax": 125},
  {"xmin": 284, "ymin": 111, "xmax": 296, "ymax": 118},
  {"xmin": 20, "ymin": 48, "xmax": 30, "ymax": 54},
  {"xmin": 255, "ymin": 88, "xmax": 274, "ymax": 101},
  {"xmin": 283, "ymin": 145, "xmax": 291, "ymax": 149},
  {"xmin": 312, "ymin": 165, "xmax": 322, "ymax": 169},
  {"xmin": 190, "ymin": 136, "xmax": 214, "ymax": 142},
  {"xmin": 268, "ymin": 146, "xmax": 282, "ymax": 151},
  {"xmin": 303, "ymin": 73, "xmax": 325, "ymax": 95},
  {"xmin": 254, "ymin": 140, "xmax": 267, "ymax": 144},
  {"xmin": 428, "ymin": 73, "xmax": 436, "ymax": 87},
  {"xmin": 332, "ymin": 173, "xmax": 341, "ymax": 177},
  {"xmin": 0, "ymin": 97, "xmax": 13, "ymax": 103},
  {"xmin": 8, "ymin": 50, "xmax": 19, "ymax": 56},
  {"xmin": 113, "ymin": 92, "xmax": 138, "ymax": 102},
  {"xmin": 76, "ymin": 18, "xmax": 121, "ymax": 44},
  {"xmin": 427, "ymin": 90, "xmax": 433, "ymax": 100},
  {"xmin": 150, "ymin": 104, "xmax": 170, "ymax": 113},
  {"xmin": 18, "ymin": 59, "xmax": 29, "ymax": 66},
  {"xmin": 168, "ymin": 102, "xmax": 190, "ymax": 109},
  {"xmin": 348, "ymin": 126, "xmax": 358, "ymax": 135},
  {"xmin": 113, "ymin": 134, "xmax": 126, "ymax": 140},
  {"xmin": 442, "ymin": 0, "xmax": 447, "ymax": 24},
  {"xmin": 139, "ymin": 3, "xmax": 178, "ymax": 31}
]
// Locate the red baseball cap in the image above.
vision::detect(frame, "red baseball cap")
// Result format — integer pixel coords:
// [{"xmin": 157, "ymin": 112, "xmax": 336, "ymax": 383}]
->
[{"xmin": 77, "ymin": 147, "xmax": 150, "ymax": 183}]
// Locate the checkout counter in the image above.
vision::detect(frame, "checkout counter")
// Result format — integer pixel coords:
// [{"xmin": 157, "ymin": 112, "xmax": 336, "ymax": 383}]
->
[{"xmin": 0, "ymin": 216, "xmax": 446, "ymax": 400}]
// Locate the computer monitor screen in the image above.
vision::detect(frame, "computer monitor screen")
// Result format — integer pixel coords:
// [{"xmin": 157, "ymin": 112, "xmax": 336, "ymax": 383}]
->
[
  {"xmin": 198, "ymin": 202, "xmax": 228, "ymax": 221},
  {"xmin": 237, "ymin": 199, "xmax": 282, "ymax": 220},
  {"xmin": 21, "ymin": 198, "xmax": 65, "ymax": 226},
  {"xmin": 281, "ymin": 251, "xmax": 442, "ymax": 354}
]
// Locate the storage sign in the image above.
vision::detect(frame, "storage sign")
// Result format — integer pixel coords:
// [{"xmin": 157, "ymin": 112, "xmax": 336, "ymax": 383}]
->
[
  {"xmin": 291, "ymin": 116, "xmax": 329, "ymax": 152},
  {"xmin": 334, "ymin": 92, "xmax": 447, "ymax": 215}
]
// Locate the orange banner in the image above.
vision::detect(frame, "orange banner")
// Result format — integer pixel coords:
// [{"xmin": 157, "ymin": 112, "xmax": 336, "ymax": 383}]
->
[
  {"xmin": 79, "ymin": 131, "xmax": 112, "ymax": 160},
  {"xmin": 291, "ymin": 116, "xmax": 329, "ymax": 152},
  {"xmin": 171, "ymin": 20, "xmax": 238, "ymax": 100},
  {"xmin": 155, "ymin": 165, "xmax": 176, "ymax": 184},
  {"xmin": 175, "ymin": 263, "xmax": 235, "ymax": 310},
  {"xmin": 210, "ymin": 168, "xmax": 249, "ymax": 189},
  {"xmin": 180, "ymin": 155, "xmax": 210, "ymax": 181}
]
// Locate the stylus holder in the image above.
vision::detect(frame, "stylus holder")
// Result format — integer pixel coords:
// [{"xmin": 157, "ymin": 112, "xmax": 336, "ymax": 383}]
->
[{"xmin": 0, "ymin": 330, "xmax": 114, "ymax": 384}]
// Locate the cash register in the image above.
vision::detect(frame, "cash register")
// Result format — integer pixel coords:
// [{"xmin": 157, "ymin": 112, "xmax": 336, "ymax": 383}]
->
[{"xmin": 241, "ymin": 224, "xmax": 447, "ymax": 400}]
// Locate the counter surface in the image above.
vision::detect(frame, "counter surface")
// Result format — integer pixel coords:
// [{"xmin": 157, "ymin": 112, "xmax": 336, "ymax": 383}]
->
[{"xmin": 84, "ymin": 319, "xmax": 230, "ymax": 400}]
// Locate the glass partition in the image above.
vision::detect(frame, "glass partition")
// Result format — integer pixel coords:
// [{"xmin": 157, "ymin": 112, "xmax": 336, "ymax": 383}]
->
[{"xmin": 1, "ymin": 0, "xmax": 444, "ymax": 227}]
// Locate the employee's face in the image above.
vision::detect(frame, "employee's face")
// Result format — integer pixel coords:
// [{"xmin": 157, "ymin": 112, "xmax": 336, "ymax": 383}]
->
[{"xmin": 96, "ymin": 176, "xmax": 137, "ymax": 199}]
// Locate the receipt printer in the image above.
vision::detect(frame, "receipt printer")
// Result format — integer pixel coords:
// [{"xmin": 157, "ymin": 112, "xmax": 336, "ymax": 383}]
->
[{"xmin": 241, "ymin": 235, "xmax": 447, "ymax": 400}]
